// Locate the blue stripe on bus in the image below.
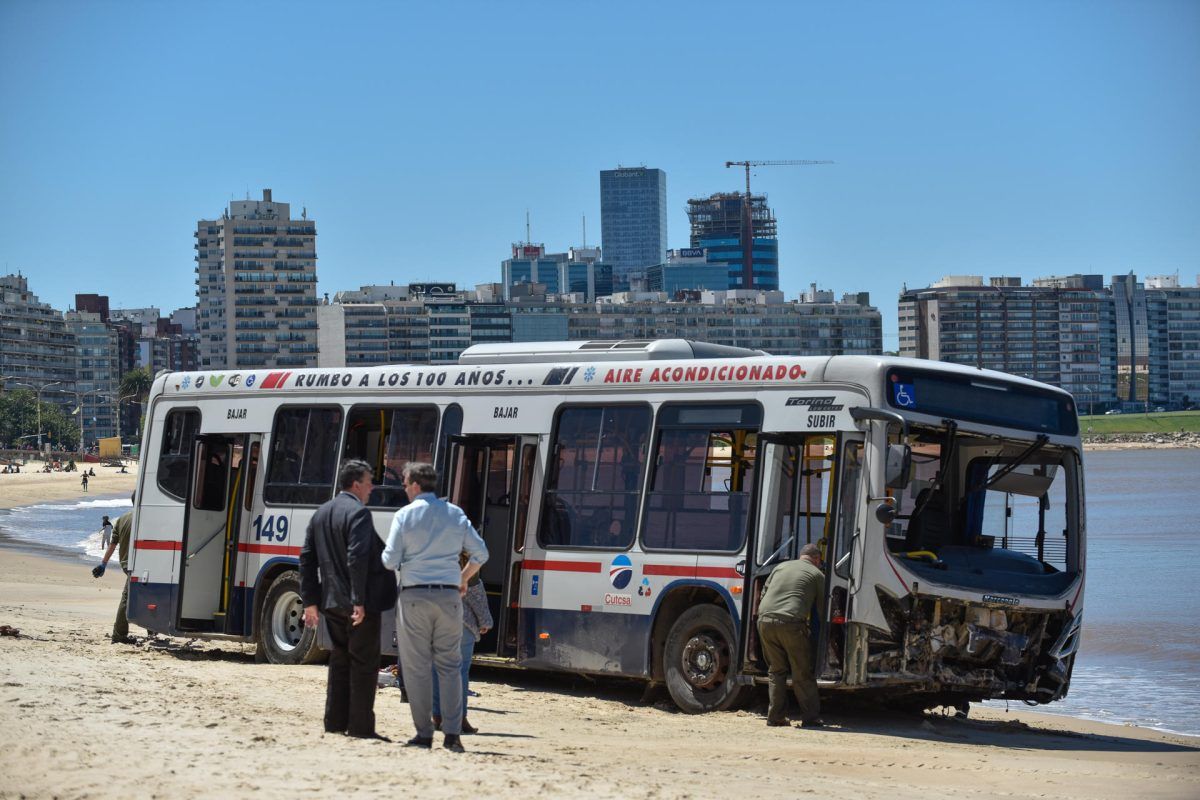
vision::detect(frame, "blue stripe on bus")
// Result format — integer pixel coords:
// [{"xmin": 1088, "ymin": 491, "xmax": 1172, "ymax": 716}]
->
[
  {"xmin": 519, "ymin": 607, "xmax": 653, "ymax": 677},
  {"xmin": 128, "ymin": 581, "xmax": 177, "ymax": 633}
]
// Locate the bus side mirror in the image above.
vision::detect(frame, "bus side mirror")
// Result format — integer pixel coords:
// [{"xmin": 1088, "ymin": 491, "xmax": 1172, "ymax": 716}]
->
[
  {"xmin": 875, "ymin": 500, "xmax": 897, "ymax": 526},
  {"xmin": 885, "ymin": 443, "xmax": 911, "ymax": 489}
]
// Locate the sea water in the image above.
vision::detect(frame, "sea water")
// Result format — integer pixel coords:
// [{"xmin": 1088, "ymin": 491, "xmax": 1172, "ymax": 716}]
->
[
  {"xmin": 995, "ymin": 448, "xmax": 1200, "ymax": 736},
  {"xmin": 0, "ymin": 495, "xmax": 133, "ymax": 561},
  {"xmin": 1, "ymin": 449, "xmax": 1197, "ymax": 734}
]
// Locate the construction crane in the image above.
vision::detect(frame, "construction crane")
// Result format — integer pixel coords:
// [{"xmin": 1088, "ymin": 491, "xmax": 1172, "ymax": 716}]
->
[{"xmin": 724, "ymin": 159, "xmax": 833, "ymax": 290}]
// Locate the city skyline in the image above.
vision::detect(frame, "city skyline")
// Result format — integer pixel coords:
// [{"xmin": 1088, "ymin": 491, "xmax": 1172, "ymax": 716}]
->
[{"xmin": 2, "ymin": 2, "xmax": 1198, "ymax": 344}]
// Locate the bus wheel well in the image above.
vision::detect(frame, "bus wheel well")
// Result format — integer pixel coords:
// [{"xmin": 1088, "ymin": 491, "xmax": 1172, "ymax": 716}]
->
[{"xmin": 649, "ymin": 587, "xmax": 727, "ymax": 682}]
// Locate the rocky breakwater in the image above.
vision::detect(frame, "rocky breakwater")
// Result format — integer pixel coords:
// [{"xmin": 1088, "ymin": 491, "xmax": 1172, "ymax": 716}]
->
[{"xmin": 1082, "ymin": 431, "xmax": 1200, "ymax": 450}]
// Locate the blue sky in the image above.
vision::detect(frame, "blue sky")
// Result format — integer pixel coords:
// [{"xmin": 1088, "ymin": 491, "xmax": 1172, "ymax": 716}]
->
[{"xmin": 2, "ymin": 0, "xmax": 1197, "ymax": 345}]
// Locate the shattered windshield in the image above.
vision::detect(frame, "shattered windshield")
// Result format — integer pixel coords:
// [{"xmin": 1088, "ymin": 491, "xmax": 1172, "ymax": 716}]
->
[{"xmin": 886, "ymin": 428, "xmax": 1080, "ymax": 577}]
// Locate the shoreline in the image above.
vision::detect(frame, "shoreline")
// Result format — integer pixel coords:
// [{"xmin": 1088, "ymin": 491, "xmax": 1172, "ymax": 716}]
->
[{"xmin": 0, "ymin": 464, "xmax": 139, "ymax": 511}]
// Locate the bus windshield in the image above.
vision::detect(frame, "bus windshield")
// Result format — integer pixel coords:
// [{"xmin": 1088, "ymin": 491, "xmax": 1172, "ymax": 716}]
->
[{"xmin": 886, "ymin": 426, "xmax": 1081, "ymax": 597}]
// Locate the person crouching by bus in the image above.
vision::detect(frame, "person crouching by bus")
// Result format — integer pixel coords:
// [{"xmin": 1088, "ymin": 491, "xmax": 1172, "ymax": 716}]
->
[
  {"xmin": 300, "ymin": 459, "xmax": 397, "ymax": 741},
  {"xmin": 756, "ymin": 543, "xmax": 825, "ymax": 728},
  {"xmin": 382, "ymin": 463, "xmax": 488, "ymax": 753},
  {"xmin": 91, "ymin": 495, "xmax": 135, "ymax": 643},
  {"xmin": 431, "ymin": 551, "xmax": 493, "ymax": 735}
]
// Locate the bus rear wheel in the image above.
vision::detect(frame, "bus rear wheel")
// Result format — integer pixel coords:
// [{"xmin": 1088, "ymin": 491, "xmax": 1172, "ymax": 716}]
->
[
  {"xmin": 663, "ymin": 605, "xmax": 745, "ymax": 714},
  {"xmin": 257, "ymin": 570, "xmax": 324, "ymax": 665}
]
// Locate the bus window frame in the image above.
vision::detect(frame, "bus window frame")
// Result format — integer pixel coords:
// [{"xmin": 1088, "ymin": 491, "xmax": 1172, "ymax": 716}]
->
[
  {"xmin": 537, "ymin": 401, "xmax": 653, "ymax": 552},
  {"xmin": 435, "ymin": 403, "xmax": 464, "ymax": 497},
  {"xmin": 639, "ymin": 400, "xmax": 764, "ymax": 556},
  {"xmin": 156, "ymin": 407, "xmax": 202, "ymax": 503},
  {"xmin": 262, "ymin": 404, "xmax": 346, "ymax": 509},
  {"xmin": 512, "ymin": 441, "xmax": 538, "ymax": 554},
  {"xmin": 341, "ymin": 403, "xmax": 441, "ymax": 510}
]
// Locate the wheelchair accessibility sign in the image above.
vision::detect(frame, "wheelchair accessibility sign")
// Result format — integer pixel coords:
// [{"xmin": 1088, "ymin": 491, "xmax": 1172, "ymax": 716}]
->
[{"xmin": 892, "ymin": 383, "xmax": 916, "ymax": 408}]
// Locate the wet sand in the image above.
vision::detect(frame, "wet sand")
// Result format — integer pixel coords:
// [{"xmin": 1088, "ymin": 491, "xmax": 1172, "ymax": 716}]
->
[{"xmin": 1, "ymin": 470, "xmax": 1198, "ymax": 798}]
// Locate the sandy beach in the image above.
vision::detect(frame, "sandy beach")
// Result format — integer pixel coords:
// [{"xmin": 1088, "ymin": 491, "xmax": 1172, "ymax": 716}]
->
[{"xmin": 1, "ymin": 469, "xmax": 1198, "ymax": 799}]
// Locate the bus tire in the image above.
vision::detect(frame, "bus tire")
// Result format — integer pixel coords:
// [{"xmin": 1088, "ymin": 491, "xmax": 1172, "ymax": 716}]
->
[
  {"xmin": 257, "ymin": 570, "xmax": 324, "ymax": 665},
  {"xmin": 663, "ymin": 605, "xmax": 744, "ymax": 714}
]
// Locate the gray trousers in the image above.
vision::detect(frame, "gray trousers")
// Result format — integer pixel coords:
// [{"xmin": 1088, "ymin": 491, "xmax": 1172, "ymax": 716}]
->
[{"xmin": 398, "ymin": 588, "xmax": 464, "ymax": 736}]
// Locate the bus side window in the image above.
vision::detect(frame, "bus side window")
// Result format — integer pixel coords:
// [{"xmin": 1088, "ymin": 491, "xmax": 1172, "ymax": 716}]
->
[
  {"xmin": 643, "ymin": 403, "xmax": 760, "ymax": 552},
  {"xmin": 264, "ymin": 407, "xmax": 343, "ymax": 506},
  {"xmin": 158, "ymin": 409, "xmax": 200, "ymax": 501},
  {"xmin": 538, "ymin": 405, "xmax": 650, "ymax": 550},
  {"xmin": 341, "ymin": 405, "xmax": 438, "ymax": 508}
]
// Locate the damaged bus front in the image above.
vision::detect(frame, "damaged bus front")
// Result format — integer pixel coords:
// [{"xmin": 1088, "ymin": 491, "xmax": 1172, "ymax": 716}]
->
[{"xmin": 841, "ymin": 364, "xmax": 1084, "ymax": 709}]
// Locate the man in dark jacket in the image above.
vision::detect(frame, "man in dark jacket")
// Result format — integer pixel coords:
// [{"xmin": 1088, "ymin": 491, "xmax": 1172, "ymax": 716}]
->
[{"xmin": 300, "ymin": 459, "xmax": 396, "ymax": 739}]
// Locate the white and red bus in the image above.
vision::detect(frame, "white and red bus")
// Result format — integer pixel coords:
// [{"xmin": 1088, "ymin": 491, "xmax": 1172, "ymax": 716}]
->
[{"xmin": 128, "ymin": 339, "xmax": 1085, "ymax": 712}]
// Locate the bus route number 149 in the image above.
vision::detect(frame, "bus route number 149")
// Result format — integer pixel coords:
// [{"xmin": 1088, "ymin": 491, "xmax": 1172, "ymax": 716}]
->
[{"xmin": 252, "ymin": 514, "xmax": 289, "ymax": 542}]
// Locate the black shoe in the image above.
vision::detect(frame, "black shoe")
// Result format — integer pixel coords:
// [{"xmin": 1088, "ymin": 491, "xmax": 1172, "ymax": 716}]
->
[
  {"xmin": 405, "ymin": 735, "xmax": 433, "ymax": 749},
  {"xmin": 443, "ymin": 734, "xmax": 465, "ymax": 753},
  {"xmin": 111, "ymin": 635, "xmax": 136, "ymax": 644},
  {"xmin": 349, "ymin": 732, "xmax": 392, "ymax": 742},
  {"xmin": 766, "ymin": 718, "xmax": 791, "ymax": 727},
  {"xmin": 399, "ymin": 688, "xmax": 409, "ymax": 703},
  {"xmin": 460, "ymin": 718, "xmax": 478, "ymax": 735},
  {"xmin": 800, "ymin": 718, "xmax": 825, "ymax": 728}
]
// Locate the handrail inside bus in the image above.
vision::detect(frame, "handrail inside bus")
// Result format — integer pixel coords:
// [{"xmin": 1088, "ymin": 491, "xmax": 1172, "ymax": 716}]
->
[
  {"xmin": 849, "ymin": 406, "xmax": 909, "ymax": 438},
  {"xmin": 187, "ymin": 522, "xmax": 228, "ymax": 561}
]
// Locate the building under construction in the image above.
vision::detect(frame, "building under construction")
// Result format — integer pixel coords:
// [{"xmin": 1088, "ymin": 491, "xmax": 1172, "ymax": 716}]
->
[{"xmin": 686, "ymin": 192, "xmax": 779, "ymax": 291}]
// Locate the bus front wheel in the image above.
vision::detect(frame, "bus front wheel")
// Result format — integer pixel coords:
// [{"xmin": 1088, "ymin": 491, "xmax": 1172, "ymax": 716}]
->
[
  {"xmin": 663, "ymin": 605, "xmax": 744, "ymax": 714},
  {"xmin": 257, "ymin": 570, "xmax": 324, "ymax": 665}
]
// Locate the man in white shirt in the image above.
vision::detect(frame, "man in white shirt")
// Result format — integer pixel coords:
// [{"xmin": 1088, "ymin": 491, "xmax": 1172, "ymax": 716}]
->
[{"xmin": 382, "ymin": 462, "xmax": 487, "ymax": 752}]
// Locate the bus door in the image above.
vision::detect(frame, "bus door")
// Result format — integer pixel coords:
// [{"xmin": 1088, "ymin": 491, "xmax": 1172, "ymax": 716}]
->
[
  {"xmin": 178, "ymin": 433, "xmax": 258, "ymax": 634},
  {"xmin": 820, "ymin": 435, "xmax": 863, "ymax": 682},
  {"xmin": 446, "ymin": 435, "xmax": 540, "ymax": 658},
  {"xmin": 739, "ymin": 433, "xmax": 838, "ymax": 675}
]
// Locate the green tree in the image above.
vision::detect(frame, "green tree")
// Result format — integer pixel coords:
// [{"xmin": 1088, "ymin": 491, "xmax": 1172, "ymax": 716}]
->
[
  {"xmin": 119, "ymin": 367, "xmax": 154, "ymax": 441},
  {"xmin": 0, "ymin": 389, "xmax": 79, "ymax": 451}
]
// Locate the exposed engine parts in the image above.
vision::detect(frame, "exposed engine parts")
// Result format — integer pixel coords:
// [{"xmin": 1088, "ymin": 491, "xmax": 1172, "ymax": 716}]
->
[{"xmin": 863, "ymin": 590, "xmax": 1075, "ymax": 704}]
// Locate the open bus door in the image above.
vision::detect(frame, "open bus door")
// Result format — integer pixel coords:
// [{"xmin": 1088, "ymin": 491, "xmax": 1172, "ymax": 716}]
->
[
  {"xmin": 445, "ymin": 434, "xmax": 540, "ymax": 659},
  {"xmin": 177, "ymin": 433, "xmax": 260, "ymax": 635},
  {"xmin": 739, "ymin": 433, "xmax": 842, "ymax": 678}
]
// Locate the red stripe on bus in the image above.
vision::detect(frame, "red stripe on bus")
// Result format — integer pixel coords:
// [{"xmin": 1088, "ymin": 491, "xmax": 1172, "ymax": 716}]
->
[
  {"xmin": 1068, "ymin": 580, "xmax": 1084, "ymax": 613},
  {"xmin": 520, "ymin": 559, "xmax": 602, "ymax": 573},
  {"xmin": 239, "ymin": 543, "xmax": 302, "ymax": 556},
  {"xmin": 882, "ymin": 552, "xmax": 911, "ymax": 594},
  {"xmin": 643, "ymin": 564, "xmax": 742, "ymax": 580},
  {"xmin": 135, "ymin": 540, "xmax": 182, "ymax": 550}
]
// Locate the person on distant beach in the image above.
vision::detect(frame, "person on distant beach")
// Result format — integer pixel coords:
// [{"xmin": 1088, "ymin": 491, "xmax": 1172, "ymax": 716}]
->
[
  {"xmin": 92, "ymin": 495, "xmax": 135, "ymax": 643},
  {"xmin": 99, "ymin": 516, "xmax": 113, "ymax": 548},
  {"xmin": 756, "ymin": 542, "xmax": 825, "ymax": 728},
  {"xmin": 80, "ymin": 473, "xmax": 89, "ymax": 492},
  {"xmin": 300, "ymin": 459, "xmax": 397, "ymax": 741},
  {"xmin": 382, "ymin": 462, "xmax": 487, "ymax": 753}
]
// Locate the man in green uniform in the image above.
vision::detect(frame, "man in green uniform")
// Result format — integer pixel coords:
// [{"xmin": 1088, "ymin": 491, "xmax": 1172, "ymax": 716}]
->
[
  {"xmin": 756, "ymin": 542, "xmax": 825, "ymax": 727},
  {"xmin": 92, "ymin": 494, "xmax": 135, "ymax": 643}
]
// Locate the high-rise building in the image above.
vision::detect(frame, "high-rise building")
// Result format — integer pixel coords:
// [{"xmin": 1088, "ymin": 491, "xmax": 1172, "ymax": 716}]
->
[
  {"xmin": 646, "ymin": 249, "xmax": 729, "ymax": 296},
  {"xmin": 1111, "ymin": 273, "xmax": 1149, "ymax": 404},
  {"xmin": 195, "ymin": 189, "xmax": 318, "ymax": 369},
  {"xmin": 0, "ymin": 274, "xmax": 76, "ymax": 413},
  {"xmin": 600, "ymin": 167, "xmax": 668, "ymax": 289},
  {"xmin": 501, "ymin": 243, "xmax": 560, "ymax": 298},
  {"xmin": 64, "ymin": 310, "xmax": 120, "ymax": 446},
  {"xmin": 686, "ymin": 193, "xmax": 780, "ymax": 291},
  {"xmin": 899, "ymin": 273, "xmax": 1200, "ymax": 411}
]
